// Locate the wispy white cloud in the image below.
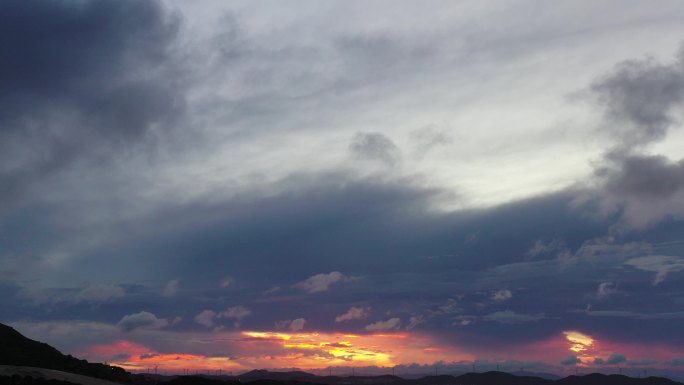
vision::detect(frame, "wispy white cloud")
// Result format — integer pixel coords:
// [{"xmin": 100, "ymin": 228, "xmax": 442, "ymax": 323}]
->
[
  {"xmin": 220, "ymin": 305, "xmax": 251, "ymax": 328},
  {"xmin": 406, "ymin": 315, "xmax": 426, "ymax": 330},
  {"xmin": 492, "ymin": 289, "xmax": 512, "ymax": 302},
  {"xmin": 163, "ymin": 280, "xmax": 179, "ymax": 297},
  {"xmin": 194, "ymin": 310, "xmax": 216, "ymax": 328},
  {"xmin": 335, "ymin": 306, "xmax": 370, "ymax": 323},
  {"xmin": 364, "ymin": 318, "xmax": 400, "ymax": 332},
  {"xmin": 596, "ymin": 281, "xmax": 617, "ymax": 298},
  {"xmin": 220, "ymin": 276, "xmax": 235, "ymax": 288},
  {"xmin": 74, "ymin": 284, "xmax": 125, "ymax": 303},
  {"xmin": 625, "ymin": 255, "xmax": 684, "ymax": 285},
  {"xmin": 294, "ymin": 271, "xmax": 350, "ymax": 293},
  {"xmin": 289, "ymin": 318, "xmax": 305, "ymax": 332}
]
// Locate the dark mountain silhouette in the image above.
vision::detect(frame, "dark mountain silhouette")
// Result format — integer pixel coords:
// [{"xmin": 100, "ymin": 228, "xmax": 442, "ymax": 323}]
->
[
  {"xmin": 556, "ymin": 373, "xmax": 681, "ymax": 385},
  {"xmin": 0, "ymin": 323, "xmax": 130, "ymax": 383},
  {"xmin": 189, "ymin": 370, "xmax": 683, "ymax": 385},
  {"xmin": 454, "ymin": 371, "xmax": 552, "ymax": 385},
  {"xmin": 227, "ymin": 370, "xmax": 683, "ymax": 385},
  {"xmin": 166, "ymin": 371, "xmax": 681, "ymax": 385},
  {"xmin": 510, "ymin": 370, "xmax": 560, "ymax": 380},
  {"xmin": 237, "ymin": 370, "xmax": 318, "ymax": 382}
]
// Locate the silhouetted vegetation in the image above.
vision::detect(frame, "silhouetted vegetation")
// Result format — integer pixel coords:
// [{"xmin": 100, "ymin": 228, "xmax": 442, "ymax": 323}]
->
[{"xmin": 556, "ymin": 373, "xmax": 681, "ymax": 385}]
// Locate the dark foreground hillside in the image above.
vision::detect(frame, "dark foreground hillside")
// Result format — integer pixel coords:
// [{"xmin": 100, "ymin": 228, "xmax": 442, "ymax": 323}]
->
[
  {"xmin": 0, "ymin": 323, "xmax": 130, "ymax": 383},
  {"xmin": 0, "ymin": 375, "xmax": 78, "ymax": 385}
]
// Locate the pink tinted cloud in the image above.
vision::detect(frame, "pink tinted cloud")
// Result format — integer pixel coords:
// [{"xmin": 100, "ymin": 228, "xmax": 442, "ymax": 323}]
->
[{"xmin": 80, "ymin": 340, "xmax": 152, "ymax": 361}]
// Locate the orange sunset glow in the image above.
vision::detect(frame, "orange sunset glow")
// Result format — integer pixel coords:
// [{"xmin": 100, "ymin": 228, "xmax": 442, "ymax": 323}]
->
[
  {"xmin": 99, "ymin": 330, "xmax": 473, "ymax": 373},
  {"xmin": 78, "ymin": 328, "xmax": 684, "ymax": 374}
]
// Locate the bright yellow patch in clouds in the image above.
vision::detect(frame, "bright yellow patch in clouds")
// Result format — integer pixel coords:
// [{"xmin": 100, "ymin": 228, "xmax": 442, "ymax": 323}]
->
[
  {"xmin": 243, "ymin": 331, "xmax": 394, "ymax": 367},
  {"xmin": 242, "ymin": 331, "xmax": 471, "ymax": 369},
  {"xmin": 563, "ymin": 330, "xmax": 594, "ymax": 353}
]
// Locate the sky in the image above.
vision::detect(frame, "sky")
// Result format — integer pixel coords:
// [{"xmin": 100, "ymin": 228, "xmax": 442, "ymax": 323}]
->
[{"xmin": 2, "ymin": 0, "xmax": 684, "ymax": 378}]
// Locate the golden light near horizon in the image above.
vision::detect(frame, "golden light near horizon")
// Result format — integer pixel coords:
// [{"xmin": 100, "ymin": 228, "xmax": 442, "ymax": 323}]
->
[
  {"xmin": 90, "ymin": 329, "xmax": 473, "ymax": 373},
  {"xmin": 242, "ymin": 331, "xmax": 395, "ymax": 367},
  {"xmin": 563, "ymin": 331, "xmax": 594, "ymax": 353}
]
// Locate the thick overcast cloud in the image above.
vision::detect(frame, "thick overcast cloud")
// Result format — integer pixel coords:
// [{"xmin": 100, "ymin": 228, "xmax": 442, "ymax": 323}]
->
[
  {"xmin": 2, "ymin": 0, "xmax": 684, "ymax": 378},
  {"xmin": 0, "ymin": 0, "xmax": 183, "ymax": 204}
]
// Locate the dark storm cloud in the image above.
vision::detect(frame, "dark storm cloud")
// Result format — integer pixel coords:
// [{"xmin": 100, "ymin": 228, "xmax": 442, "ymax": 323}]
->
[
  {"xmin": 597, "ymin": 154, "xmax": 684, "ymax": 200},
  {"xmin": 588, "ymin": 152, "xmax": 684, "ymax": 227},
  {"xmin": 0, "ymin": 0, "xmax": 182, "ymax": 201},
  {"xmin": 75, "ymin": 175, "xmax": 607, "ymax": 288},
  {"xmin": 584, "ymin": 44, "xmax": 684, "ymax": 228},
  {"xmin": 67, "ymin": 173, "xmax": 455, "ymax": 285},
  {"xmin": 590, "ymin": 45, "xmax": 684, "ymax": 150}
]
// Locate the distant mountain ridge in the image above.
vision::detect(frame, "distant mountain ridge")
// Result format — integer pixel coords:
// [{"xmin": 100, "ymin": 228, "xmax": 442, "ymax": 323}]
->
[
  {"xmin": 237, "ymin": 370, "xmax": 318, "ymax": 382},
  {"xmin": 1, "ymin": 323, "xmax": 682, "ymax": 385},
  {"xmin": 162, "ymin": 371, "xmax": 684, "ymax": 385}
]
